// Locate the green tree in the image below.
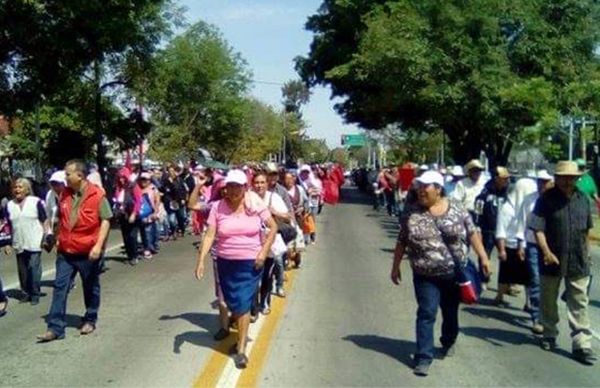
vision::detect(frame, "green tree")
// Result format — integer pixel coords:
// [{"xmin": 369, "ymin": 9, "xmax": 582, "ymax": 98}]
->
[
  {"xmin": 298, "ymin": 0, "xmax": 600, "ymax": 166},
  {"xmin": 138, "ymin": 21, "xmax": 252, "ymax": 163}
]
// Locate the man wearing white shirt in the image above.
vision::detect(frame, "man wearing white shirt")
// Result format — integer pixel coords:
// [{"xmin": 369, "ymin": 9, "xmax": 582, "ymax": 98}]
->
[
  {"xmin": 451, "ymin": 159, "xmax": 486, "ymax": 219},
  {"xmin": 516, "ymin": 170, "xmax": 554, "ymax": 334}
]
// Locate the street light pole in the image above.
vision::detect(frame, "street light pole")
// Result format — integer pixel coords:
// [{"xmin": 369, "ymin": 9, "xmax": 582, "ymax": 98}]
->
[{"xmin": 569, "ymin": 118, "xmax": 574, "ymax": 161}]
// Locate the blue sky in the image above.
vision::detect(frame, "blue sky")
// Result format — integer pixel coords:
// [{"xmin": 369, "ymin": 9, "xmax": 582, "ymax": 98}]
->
[{"xmin": 179, "ymin": 0, "xmax": 360, "ymax": 148}]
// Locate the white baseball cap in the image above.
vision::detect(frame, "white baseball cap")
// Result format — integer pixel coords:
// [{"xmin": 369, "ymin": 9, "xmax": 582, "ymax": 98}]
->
[
  {"xmin": 49, "ymin": 170, "xmax": 66, "ymax": 185},
  {"xmin": 299, "ymin": 164, "xmax": 311, "ymax": 173},
  {"xmin": 419, "ymin": 164, "xmax": 429, "ymax": 171},
  {"xmin": 224, "ymin": 169, "xmax": 247, "ymax": 185},
  {"xmin": 416, "ymin": 171, "xmax": 444, "ymax": 187},
  {"xmin": 450, "ymin": 165, "xmax": 465, "ymax": 177},
  {"xmin": 536, "ymin": 169, "xmax": 553, "ymax": 181}
]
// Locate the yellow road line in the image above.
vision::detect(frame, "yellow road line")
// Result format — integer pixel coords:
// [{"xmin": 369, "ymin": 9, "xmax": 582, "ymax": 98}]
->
[
  {"xmin": 192, "ymin": 268, "xmax": 299, "ymax": 388},
  {"xmin": 237, "ymin": 268, "xmax": 298, "ymax": 387},
  {"xmin": 192, "ymin": 333, "xmax": 238, "ymax": 387}
]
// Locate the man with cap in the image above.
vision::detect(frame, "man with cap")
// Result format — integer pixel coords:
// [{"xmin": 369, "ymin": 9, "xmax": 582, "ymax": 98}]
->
[
  {"xmin": 473, "ymin": 166, "xmax": 511, "ymax": 286},
  {"xmin": 451, "ymin": 159, "xmax": 486, "ymax": 220},
  {"xmin": 530, "ymin": 161, "xmax": 596, "ymax": 365},
  {"xmin": 444, "ymin": 166, "xmax": 465, "ymax": 197},
  {"xmin": 516, "ymin": 170, "xmax": 554, "ymax": 334},
  {"xmin": 42, "ymin": 171, "xmax": 66, "ymax": 253}
]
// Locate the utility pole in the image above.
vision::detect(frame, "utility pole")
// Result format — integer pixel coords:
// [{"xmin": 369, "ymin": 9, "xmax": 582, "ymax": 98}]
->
[{"xmin": 568, "ymin": 117, "xmax": 574, "ymax": 161}]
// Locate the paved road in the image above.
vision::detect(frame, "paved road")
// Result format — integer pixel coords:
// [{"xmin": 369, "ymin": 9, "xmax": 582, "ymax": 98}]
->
[
  {"xmin": 259, "ymin": 187, "xmax": 600, "ymax": 386},
  {"xmin": 1, "ymin": 187, "xmax": 599, "ymax": 387}
]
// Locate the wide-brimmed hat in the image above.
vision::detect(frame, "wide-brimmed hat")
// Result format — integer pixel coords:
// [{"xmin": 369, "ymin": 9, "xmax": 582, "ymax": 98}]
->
[
  {"xmin": 465, "ymin": 159, "xmax": 484, "ymax": 172},
  {"xmin": 554, "ymin": 161, "xmax": 582, "ymax": 176},
  {"xmin": 265, "ymin": 162, "xmax": 279, "ymax": 174},
  {"xmin": 495, "ymin": 166, "xmax": 510, "ymax": 179}
]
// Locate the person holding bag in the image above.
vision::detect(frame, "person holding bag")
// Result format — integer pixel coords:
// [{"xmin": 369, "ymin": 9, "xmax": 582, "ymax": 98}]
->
[{"xmin": 390, "ymin": 171, "xmax": 490, "ymax": 377}]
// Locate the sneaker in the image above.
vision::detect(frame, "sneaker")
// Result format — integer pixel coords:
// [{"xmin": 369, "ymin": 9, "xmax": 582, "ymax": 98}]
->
[
  {"xmin": 440, "ymin": 344, "xmax": 456, "ymax": 358},
  {"xmin": 30, "ymin": 297, "xmax": 40, "ymax": 306},
  {"xmin": 143, "ymin": 251, "xmax": 153, "ymax": 261},
  {"xmin": 540, "ymin": 337, "xmax": 557, "ymax": 351},
  {"xmin": 213, "ymin": 328, "xmax": 230, "ymax": 341},
  {"xmin": 531, "ymin": 323, "xmax": 544, "ymax": 335},
  {"xmin": 275, "ymin": 288, "xmax": 286, "ymax": 298},
  {"xmin": 413, "ymin": 360, "xmax": 431, "ymax": 377},
  {"xmin": 129, "ymin": 258, "xmax": 140, "ymax": 266},
  {"xmin": 572, "ymin": 348, "xmax": 597, "ymax": 366}
]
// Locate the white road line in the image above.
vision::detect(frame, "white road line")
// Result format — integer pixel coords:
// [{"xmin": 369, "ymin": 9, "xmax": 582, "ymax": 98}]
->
[
  {"xmin": 216, "ymin": 311, "xmax": 267, "ymax": 387},
  {"xmin": 2, "ymin": 243, "xmax": 123, "ymax": 292}
]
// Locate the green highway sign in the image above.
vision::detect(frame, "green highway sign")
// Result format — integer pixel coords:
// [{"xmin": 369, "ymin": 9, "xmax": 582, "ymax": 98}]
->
[{"xmin": 341, "ymin": 134, "xmax": 366, "ymax": 147}]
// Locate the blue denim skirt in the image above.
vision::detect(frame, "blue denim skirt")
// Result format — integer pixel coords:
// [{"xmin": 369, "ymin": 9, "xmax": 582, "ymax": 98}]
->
[{"xmin": 216, "ymin": 258, "xmax": 262, "ymax": 315}]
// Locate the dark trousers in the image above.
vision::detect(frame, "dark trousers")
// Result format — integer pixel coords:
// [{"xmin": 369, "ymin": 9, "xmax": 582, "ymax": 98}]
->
[
  {"xmin": 47, "ymin": 253, "xmax": 101, "ymax": 337},
  {"xmin": 119, "ymin": 218, "xmax": 139, "ymax": 260},
  {"xmin": 252, "ymin": 258, "xmax": 275, "ymax": 315},
  {"xmin": 480, "ymin": 230, "xmax": 496, "ymax": 283},
  {"xmin": 0, "ymin": 274, "xmax": 7, "ymax": 302},
  {"xmin": 16, "ymin": 250, "xmax": 42, "ymax": 300},
  {"xmin": 413, "ymin": 274, "xmax": 460, "ymax": 363},
  {"xmin": 384, "ymin": 190, "xmax": 396, "ymax": 216}
]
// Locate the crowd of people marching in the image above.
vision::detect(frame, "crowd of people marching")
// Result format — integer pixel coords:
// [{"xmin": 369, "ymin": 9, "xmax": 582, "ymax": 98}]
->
[
  {"xmin": 364, "ymin": 158, "xmax": 597, "ymax": 375},
  {"xmin": 0, "ymin": 158, "xmax": 345, "ymax": 370}
]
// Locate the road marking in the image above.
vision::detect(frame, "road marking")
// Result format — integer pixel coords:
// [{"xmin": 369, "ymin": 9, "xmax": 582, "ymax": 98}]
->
[
  {"xmin": 192, "ymin": 268, "xmax": 298, "ymax": 388},
  {"xmin": 2, "ymin": 242, "xmax": 123, "ymax": 292}
]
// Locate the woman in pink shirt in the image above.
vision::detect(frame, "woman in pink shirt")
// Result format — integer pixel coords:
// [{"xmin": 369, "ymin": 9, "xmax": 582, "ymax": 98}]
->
[{"xmin": 195, "ymin": 169, "xmax": 277, "ymax": 369}]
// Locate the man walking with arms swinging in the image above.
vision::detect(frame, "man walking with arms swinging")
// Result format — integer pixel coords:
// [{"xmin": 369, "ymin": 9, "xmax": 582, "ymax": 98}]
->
[{"xmin": 37, "ymin": 160, "xmax": 112, "ymax": 342}]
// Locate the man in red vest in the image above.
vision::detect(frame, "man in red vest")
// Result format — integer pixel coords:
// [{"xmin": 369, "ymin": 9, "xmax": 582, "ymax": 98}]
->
[{"xmin": 37, "ymin": 160, "xmax": 112, "ymax": 342}]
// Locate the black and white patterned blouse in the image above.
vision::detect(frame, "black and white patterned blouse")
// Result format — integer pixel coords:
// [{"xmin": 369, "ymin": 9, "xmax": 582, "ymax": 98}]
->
[{"xmin": 398, "ymin": 200, "xmax": 476, "ymax": 277}]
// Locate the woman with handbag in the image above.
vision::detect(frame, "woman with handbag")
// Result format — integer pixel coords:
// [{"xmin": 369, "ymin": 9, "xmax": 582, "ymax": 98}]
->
[
  {"xmin": 390, "ymin": 171, "xmax": 491, "ymax": 376},
  {"xmin": 194, "ymin": 169, "xmax": 277, "ymax": 369}
]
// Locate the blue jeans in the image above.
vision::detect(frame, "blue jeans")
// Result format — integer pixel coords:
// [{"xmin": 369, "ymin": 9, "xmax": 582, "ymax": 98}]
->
[
  {"xmin": 141, "ymin": 221, "xmax": 159, "ymax": 253},
  {"xmin": 167, "ymin": 207, "xmax": 186, "ymax": 236},
  {"xmin": 526, "ymin": 243, "xmax": 542, "ymax": 323},
  {"xmin": 274, "ymin": 254, "xmax": 285, "ymax": 288},
  {"xmin": 16, "ymin": 250, "xmax": 42, "ymax": 299},
  {"xmin": 413, "ymin": 274, "xmax": 460, "ymax": 363},
  {"xmin": 47, "ymin": 253, "xmax": 101, "ymax": 337}
]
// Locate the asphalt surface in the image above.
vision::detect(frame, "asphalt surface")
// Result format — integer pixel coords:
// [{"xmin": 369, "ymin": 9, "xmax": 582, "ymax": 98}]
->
[
  {"xmin": 258, "ymin": 187, "xmax": 600, "ymax": 387},
  {"xmin": 1, "ymin": 187, "xmax": 599, "ymax": 387}
]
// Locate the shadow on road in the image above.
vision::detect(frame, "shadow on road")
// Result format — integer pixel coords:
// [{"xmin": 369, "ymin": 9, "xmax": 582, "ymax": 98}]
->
[
  {"xmin": 41, "ymin": 313, "xmax": 83, "ymax": 329},
  {"xmin": 159, "ymin": 312, "xmax": 231, "ymax": 355},
  {"xmin": 462, "ymin": 306, "xmax": 530, "ymax": 330},
  {"xmin": 343, "ymin": 334, "xmax": 414, "ymax": 369},
  {"xmin": 339, "ymin": 187, "xmax": 373, "ymax": 206}
]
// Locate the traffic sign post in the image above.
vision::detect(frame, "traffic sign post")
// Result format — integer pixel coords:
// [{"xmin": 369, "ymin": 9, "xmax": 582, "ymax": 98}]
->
[{"xmin": 341, "ymin": 134, "xmax": 366, "ymax": 147}]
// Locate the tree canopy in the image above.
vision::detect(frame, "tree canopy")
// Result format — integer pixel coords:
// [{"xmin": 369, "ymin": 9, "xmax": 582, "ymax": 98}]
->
[{"xmin": 298, "ymin": 0, "xmax": 600, "ymax": 165}]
